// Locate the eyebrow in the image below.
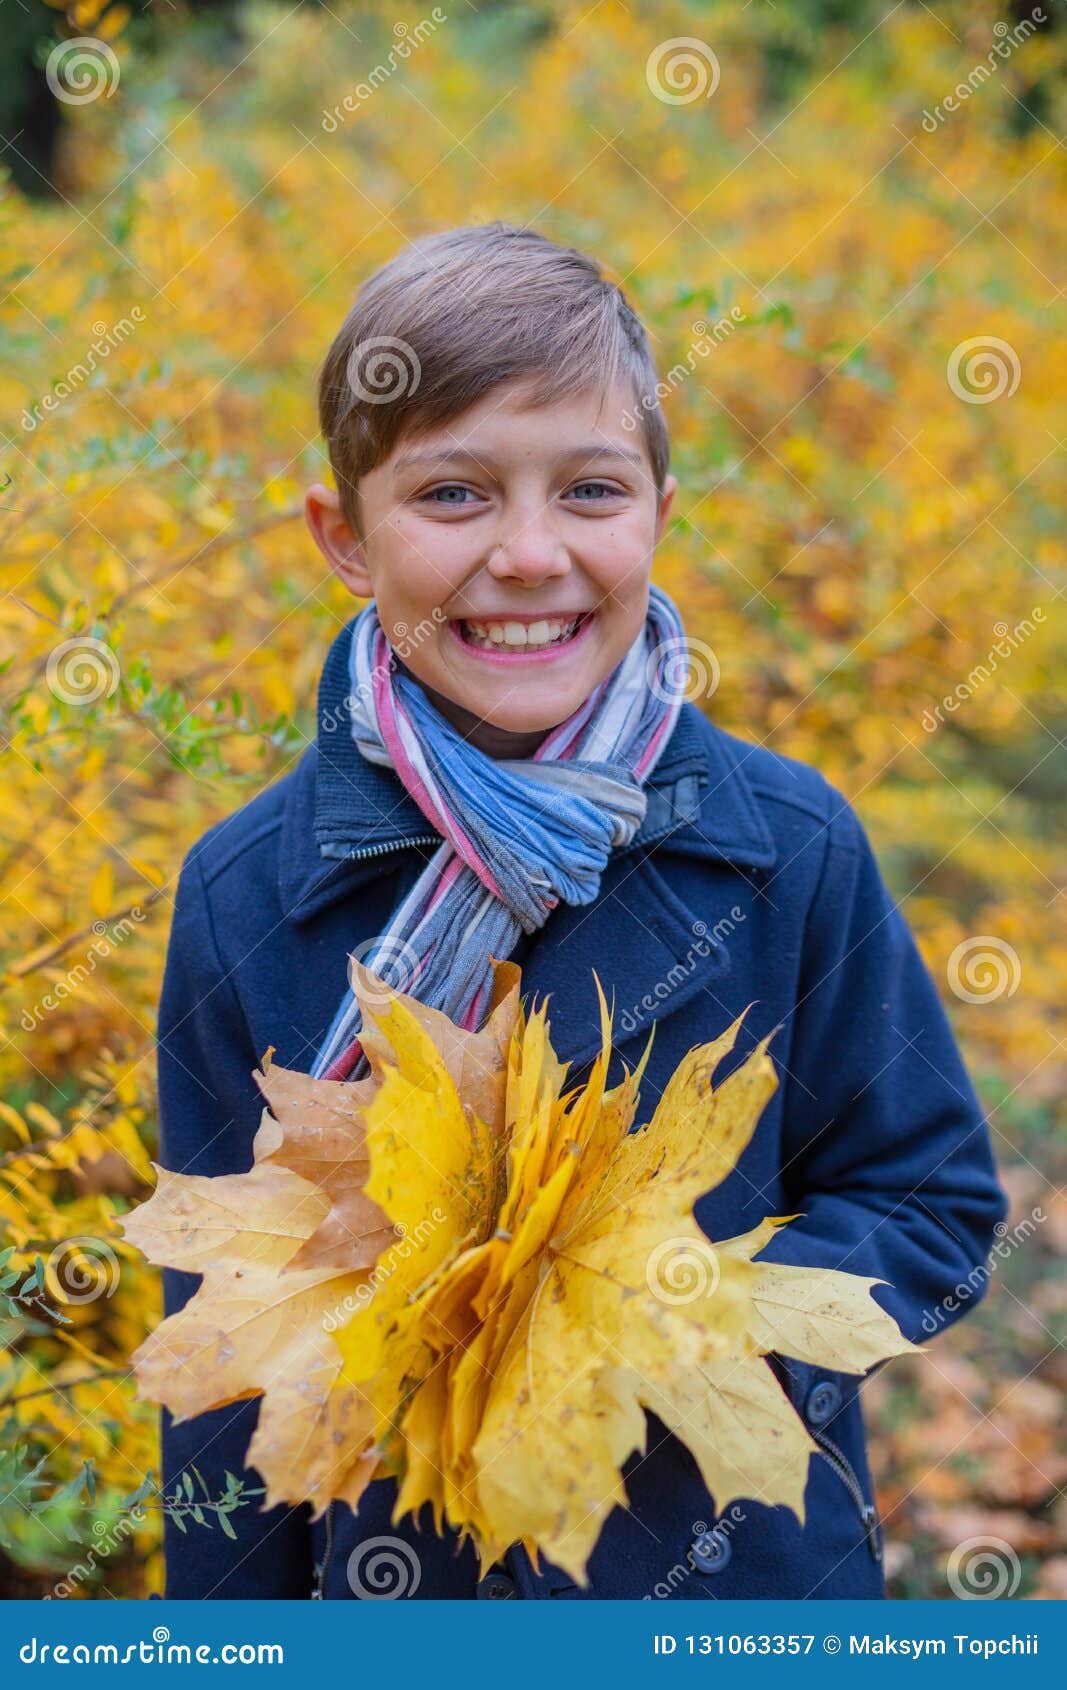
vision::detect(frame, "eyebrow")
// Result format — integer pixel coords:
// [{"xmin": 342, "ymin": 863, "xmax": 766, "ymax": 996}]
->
[{"xmin": 392, "ymin": 444, "xmax": 648, "ymax": 473}]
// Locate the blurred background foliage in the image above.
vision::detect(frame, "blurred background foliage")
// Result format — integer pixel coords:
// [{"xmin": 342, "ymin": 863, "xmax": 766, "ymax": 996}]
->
[{"xmin": 0, "ymin": 0, "xmax": 1064, "ymax": 1598}]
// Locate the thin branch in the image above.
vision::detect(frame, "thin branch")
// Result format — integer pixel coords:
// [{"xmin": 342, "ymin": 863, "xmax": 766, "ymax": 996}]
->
[{"xmin": 2, "ymin": 1368, "xmax": 132, "ymax": 1408}]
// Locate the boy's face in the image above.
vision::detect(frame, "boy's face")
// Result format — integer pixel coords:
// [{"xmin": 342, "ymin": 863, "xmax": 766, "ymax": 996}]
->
[{"xmin": 305, "ymin": 376, "xmax": 676, "ymax": 757}]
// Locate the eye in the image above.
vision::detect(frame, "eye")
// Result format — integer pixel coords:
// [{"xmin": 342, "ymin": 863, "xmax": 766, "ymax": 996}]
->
[
  {"xmin": 568, "ymin": 481, "xmax": 620, "ymax": 502},
  {"xmin": 420, "ymin": 484, "xmax": 480, "ymax": 506}
]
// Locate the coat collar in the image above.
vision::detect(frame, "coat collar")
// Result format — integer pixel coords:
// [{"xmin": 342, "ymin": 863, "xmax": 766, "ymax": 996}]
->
[{"xmin": 279, "ymin": 614, "xmax": 776, "ymax": 926}]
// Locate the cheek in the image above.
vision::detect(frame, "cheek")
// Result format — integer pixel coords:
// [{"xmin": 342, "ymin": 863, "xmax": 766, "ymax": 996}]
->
[
  {"xmin": 597, "ymin": 559, "xmax": 652, "ymax": 627},
  {"xmin": 589, "ymin": 524, "xmax": 653, "ymax": 586},
  {"xmin": 379, "ymin": 566, "xmax": 441, "ymax": 624},
  {"xmin": 390, "ymin": 531, "xmax": 467, "ymax": 614}
]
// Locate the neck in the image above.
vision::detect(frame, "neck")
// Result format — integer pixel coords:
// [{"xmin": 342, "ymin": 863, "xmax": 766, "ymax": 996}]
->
[{"xmin": 412, "ymin": 675, "xmax": 552, "ymax": 760}]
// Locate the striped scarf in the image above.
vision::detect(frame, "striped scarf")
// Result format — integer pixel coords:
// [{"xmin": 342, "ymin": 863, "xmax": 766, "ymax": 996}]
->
[{"xmin": 312, "ymin": 583, "xmax": 689, "ymax": 1082}]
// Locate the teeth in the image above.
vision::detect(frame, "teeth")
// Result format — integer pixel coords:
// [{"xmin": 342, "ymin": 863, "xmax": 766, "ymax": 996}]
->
[{"xmin": 460, "ymin": 615, "xmax": 583, "ymax": 649}]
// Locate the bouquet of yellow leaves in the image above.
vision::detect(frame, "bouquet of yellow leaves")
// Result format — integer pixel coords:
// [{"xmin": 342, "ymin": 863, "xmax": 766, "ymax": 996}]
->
[{"xmin": 122, "ymin": 961, "xmax": 915, "ymax": 1583}]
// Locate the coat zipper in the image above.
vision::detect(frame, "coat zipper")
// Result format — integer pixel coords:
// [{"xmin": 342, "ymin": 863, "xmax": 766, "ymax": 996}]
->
[
  {"xmin": 333, "ymin": 812, "xmax": 678, "ymax": 869},
  {"xmin": 312, "ymin": 1500, "xmax": 337, "ymax": 1599},
  {"xmin": 811, "ymin": 1427, "xmax": 882, "ymax": 1564},
  {"xmin": 340, "ymin": 835, "xmax": 441, "ymax": 861}
]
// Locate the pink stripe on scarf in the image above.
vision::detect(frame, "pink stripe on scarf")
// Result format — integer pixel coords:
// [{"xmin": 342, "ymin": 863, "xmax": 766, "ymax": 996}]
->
[
  {"xmin": 424, "ymin": 853, "xmax": 466, "ymax": 914},
  {"xmin": 634, "ymin": 705, "xmax": 674, "ymax": 780},
  {"xmin": 462, "ymin": 977, "xmax": 488, "ymax": 1030},
  {"xmin": 322, "ymin": 1038, "xmax": 364, "ymax": 1082},
  {"xmin": 373, "ymin": 632, "xmax": 503, "ymax": 900}
]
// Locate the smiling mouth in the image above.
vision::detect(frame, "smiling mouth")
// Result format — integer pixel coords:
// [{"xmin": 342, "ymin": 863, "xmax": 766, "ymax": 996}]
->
[{"xmin": 453, "ymin": 612, "xmax": 595, "ymax": 653}]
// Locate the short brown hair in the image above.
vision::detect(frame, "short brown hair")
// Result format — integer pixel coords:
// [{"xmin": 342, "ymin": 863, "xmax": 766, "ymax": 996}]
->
[{"xmin": 317, "ymin": 222, "xmax": 669, "ymax": 533}]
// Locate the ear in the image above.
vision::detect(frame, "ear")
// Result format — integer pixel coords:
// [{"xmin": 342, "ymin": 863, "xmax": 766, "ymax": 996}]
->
[
  {"xmin": 304, "ymin": 482, "xmax": 373, "ymax": 597},
  {"xmin": 653, "ymin": 473, "xmax": 677, "ymax": 547}
]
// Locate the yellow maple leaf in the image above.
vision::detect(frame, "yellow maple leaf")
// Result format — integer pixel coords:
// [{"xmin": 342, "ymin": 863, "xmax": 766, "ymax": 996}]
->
[
  {"xmin": 118, "ymin": 958, "xmax": 523, "ymax": 1516},
  {"xmin": 121, "ymin": 961, "xmax": 916, "ymax": 1577}
]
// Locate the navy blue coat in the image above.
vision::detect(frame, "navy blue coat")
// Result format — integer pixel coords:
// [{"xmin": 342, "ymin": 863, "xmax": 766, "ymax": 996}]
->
[{"xmin": 156, "ymin": 616, "xmax": 1007, "ymax": 1601}]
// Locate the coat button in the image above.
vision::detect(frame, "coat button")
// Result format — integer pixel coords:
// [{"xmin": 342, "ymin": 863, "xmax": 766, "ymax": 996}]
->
[
  {"xmin": 805, "ymin": 1378, "xmax": 842, "ymax": 1426},
  {"xmin": 691, "ymin": 1527, "xmax": 732, "ymax": 1574},
  {"xmin": 476, "ymin": 1571, "xmax": 518, "ymax": 1599}
]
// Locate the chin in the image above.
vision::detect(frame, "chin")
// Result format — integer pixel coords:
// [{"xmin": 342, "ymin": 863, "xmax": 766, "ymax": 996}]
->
[{"xmin": 478, "ymin": 697, "xmax": 582, "ymax": 734}]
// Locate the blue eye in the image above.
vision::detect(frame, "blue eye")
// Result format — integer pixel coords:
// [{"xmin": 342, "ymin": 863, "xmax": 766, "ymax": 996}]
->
[
  {"xmin": 570, "ymin": 481, "xmax": 616, "ymax": 500},
  {"xmin": 423, "ymin": 485, "xmax": 476, "ymax": 505}
]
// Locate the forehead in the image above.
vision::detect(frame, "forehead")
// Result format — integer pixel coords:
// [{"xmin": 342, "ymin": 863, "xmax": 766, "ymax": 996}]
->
[{"xmin": 385, "ymin": 375, "xmax": 650, "ymax": 476}]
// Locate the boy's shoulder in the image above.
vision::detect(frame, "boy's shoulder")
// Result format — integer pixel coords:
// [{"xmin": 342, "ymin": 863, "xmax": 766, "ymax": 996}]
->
[
  {"xmin": 688, "ymin": 707, "xmax": 860, "ymax": 858},
  {"xmin": 179, "ymin": 746, "xmax": 314, "ymax": 897}
]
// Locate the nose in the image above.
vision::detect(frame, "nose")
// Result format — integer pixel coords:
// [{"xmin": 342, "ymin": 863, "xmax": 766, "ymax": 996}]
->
[{"xmin": 484, "ymin": 506, "xmax": 571, "ymax": 588}]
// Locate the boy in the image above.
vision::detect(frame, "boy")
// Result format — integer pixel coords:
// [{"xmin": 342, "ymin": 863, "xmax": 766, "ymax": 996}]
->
[{"xmin": 157, "ymin": 222, "xmax": 1007, "ymax": 1600}]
